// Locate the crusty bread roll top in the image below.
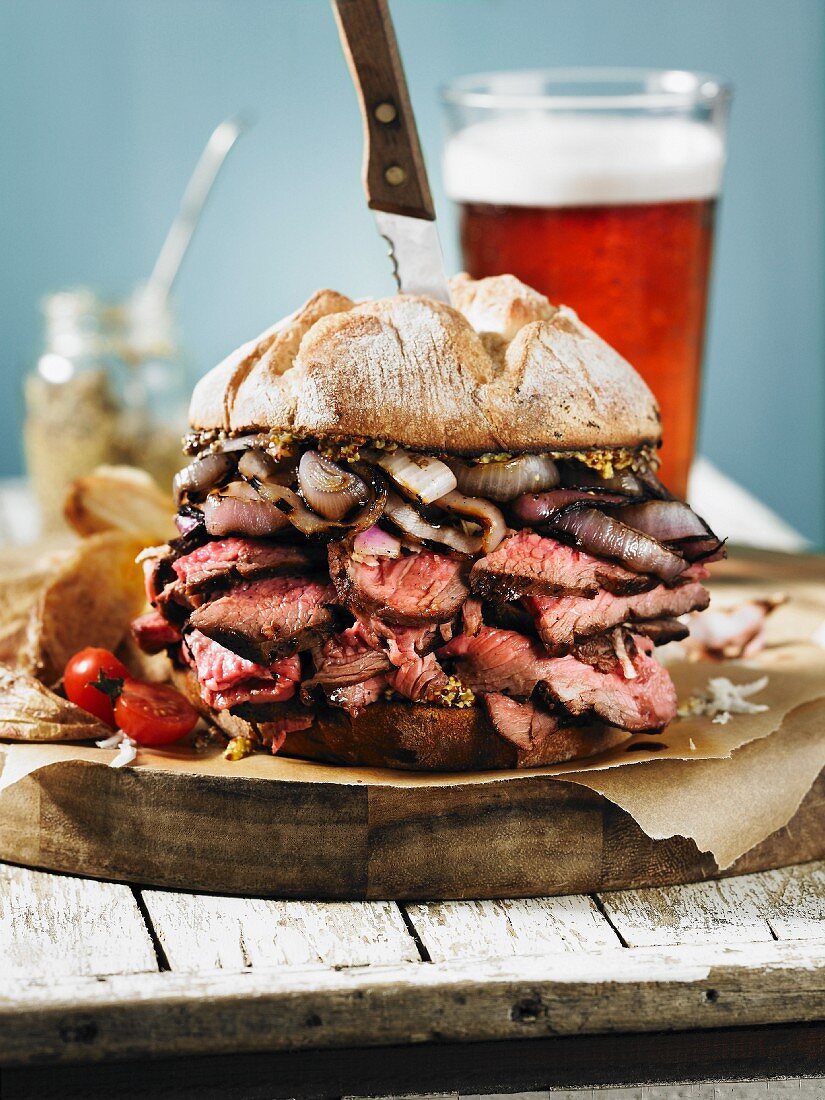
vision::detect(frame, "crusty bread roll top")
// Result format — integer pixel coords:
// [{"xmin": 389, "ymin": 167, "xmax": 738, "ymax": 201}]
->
[{"xmin": 188, "ymin": 274, "xmax": 661, "ymax": 457}]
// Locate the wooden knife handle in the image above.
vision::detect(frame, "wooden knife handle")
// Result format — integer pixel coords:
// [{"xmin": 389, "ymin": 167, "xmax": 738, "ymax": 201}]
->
[{"xmin": 332, "ymin": 0, "xmax": 435, "ymax": 219}]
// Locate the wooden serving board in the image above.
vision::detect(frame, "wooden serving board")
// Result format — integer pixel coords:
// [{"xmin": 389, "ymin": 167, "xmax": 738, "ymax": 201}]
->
[
  {"xmin": 0, "ymin": 747, "xmax": 823, "ymax": 900},
  {"xmin": 1, "ymin": 547, "xmax": 823, "ymax": 900}
]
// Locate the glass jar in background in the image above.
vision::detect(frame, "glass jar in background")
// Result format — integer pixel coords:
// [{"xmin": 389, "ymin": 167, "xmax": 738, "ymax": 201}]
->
[
  {"xmin": 442, "ymin": 69, "xmax": 731, "ymax": 499},
  {"xmin": 115, "ymin": 285, "xmax": 190, "ymax": 492},
  {"xmin": 23, "ymin": 287, "xmax": 189, "ymax": 533},
  {"xmin": 24, "ymin": 290, "xmax": 122, "ymax": 533}
]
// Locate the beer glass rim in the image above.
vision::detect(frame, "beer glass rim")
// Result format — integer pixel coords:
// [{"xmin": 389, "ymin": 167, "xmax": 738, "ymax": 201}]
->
[{"xmin": 440, "ymin": 68, "xmax": 731, "ymax": 112}]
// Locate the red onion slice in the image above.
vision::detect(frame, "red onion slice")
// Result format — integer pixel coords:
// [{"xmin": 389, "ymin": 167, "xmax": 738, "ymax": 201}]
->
[
  {"xmin": 383, "ymin": 492, "xmax": 482, "ymax": 555},
  {"xmin": 255, "ymin": 468, "xmax": 386, "ymax": 537},
  {"xmin": 436, "ymin": 490, "xmax": 507, "ymax": 553},
  {"xmin": 511, "ymin": 489, "xmax": 630, "ymax": 525},
  {"xmin": 446, "ymin": 454, "xmax": 559, "ymax": 502},
  {"xmin": 551, "ymin": 507, "xmax": 689, "ymax": 584},
  {"xmin": 670, "ymin": 535, "xmax": 727, "ymax": 563},
  {"xmin": 352, "ymin": 525, "xmax": 403, "ymax": 562},
  {"xmin": 615, "ymin": 500, "xmax": 713, "ymax": 543},
  {"xmin": 174, "ymin": 513, "xmax": 202, "ymax": 536},
  {"xmin": 636, "ymin": 467, "xmax": 673, "ymax": 500},
  {"xmin": 203, "ymin": 481, "xmax": 290, "ymax": 538},
  {"xmin": 173, "ymin": 452, "xmax": 234, "ymax": 505},
  {"xmin": 558, "ymin": 462, "xmax": 647, "ymax": 497},
  {"xmin": 298, "ymin": 451, "xmax": 370, "ymax": 521}
]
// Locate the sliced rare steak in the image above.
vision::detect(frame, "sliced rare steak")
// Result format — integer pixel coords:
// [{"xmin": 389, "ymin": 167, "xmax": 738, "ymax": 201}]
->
[
  {"xmin": 142, "ymin": 549, "xmax": 175, "ymax": 605},
  {"xmin": 534, "ymin": 639, "xmax": 677, "ymax": 731},
  {"xmin": 328, "ymin": 542, "xmax": 469, "ymax": 625},
  {"xmin": 441, "ymin": 625, "xmax": 677, "ymax": 731},
  {"xmin": 386, "ymin": 651, "xmax": 450, "ymax": 703},
  {"xmin": 188, "ymin": 576, "xmax": 338, "ymax": 663},
  {"xmin": 225, "ymin": 699, "xmax": 315, "ymax": 754},
  {"xmin": 183, "ymin": 628, "xmax": 302, "ymax": 709},
  {"xmin": 324, "ymin": 675, "xmax": 389, "ymax": 717},
  {"xmin": 470, "ymin": 530, "xmax": 656, "ymax": 601},
  {"xmin": 131, "ymin": 610, "xmax": 182, "ymax": 653},
  {"xmin": 482, "ymin": 692, "xmax": 561, "ymax": 751},
  {"xmin": 524, "ymin": 578, "xmax": 709, "ymax": 653},
  {"xmin": 440, "ymin": 625, "xmax": 557, "ymax": 698},
  {"xmin": 482, "ymin": 693, "xmax": 611, "ymax": 764},
  {"xmin": 632, "ymin": 618, "xmax": 690, "ymax": 645},
  {"xmin": 571, "ymin": 632, "xmax": 626, "ymax": 674},
  {"xmin": 302, "ymin": 627, "xmax": 392, "ymax": 696},
  {"xmin": 461, "ymin": 597, "xmax": 484, "ymax": 636},
  {"xmin": 173, "ymin": 537, "xmax": 324, "ymax": 594}
]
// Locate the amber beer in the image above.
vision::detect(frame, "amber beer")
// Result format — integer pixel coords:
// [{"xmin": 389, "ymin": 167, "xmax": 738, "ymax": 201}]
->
[
  {"xmin": 443, "ymin": 75, "xmax": 728, "ymax": 498},
  {"xmin": 459, "ymin": 196, "xmax": 716, "ymax": 496}
]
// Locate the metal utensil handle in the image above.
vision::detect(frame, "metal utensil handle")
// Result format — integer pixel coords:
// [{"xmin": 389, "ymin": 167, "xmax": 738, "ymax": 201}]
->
[
  {"xmin": 148, "ymin": 115, "xmax": 249, "ymax": 299},
  {"xmin": 332, "ymin": 0, "xmax": 435, "ymax": 220}
]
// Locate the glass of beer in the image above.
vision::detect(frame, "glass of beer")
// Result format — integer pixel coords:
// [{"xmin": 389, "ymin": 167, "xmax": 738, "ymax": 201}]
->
[{"xmin": 442, "ymin": 69, "xmax": 731, "ymax": 498}]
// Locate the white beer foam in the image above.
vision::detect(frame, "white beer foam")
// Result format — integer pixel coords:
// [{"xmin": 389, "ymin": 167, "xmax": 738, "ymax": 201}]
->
[{"xmin": 443, "ymin": 116, "xmax": 724, "ymax": 207}]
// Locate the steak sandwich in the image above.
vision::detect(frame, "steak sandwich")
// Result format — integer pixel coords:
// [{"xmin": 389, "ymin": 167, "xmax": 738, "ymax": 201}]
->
[{"xmin": 132, "ymin": 274, "xmax": 724, "ymax": 770}]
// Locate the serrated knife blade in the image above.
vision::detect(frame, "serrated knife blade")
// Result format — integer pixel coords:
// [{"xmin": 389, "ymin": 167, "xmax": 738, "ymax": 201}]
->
[{"xmin": 373, "ymin": 210, "xmax": 450, "ymax": 302}]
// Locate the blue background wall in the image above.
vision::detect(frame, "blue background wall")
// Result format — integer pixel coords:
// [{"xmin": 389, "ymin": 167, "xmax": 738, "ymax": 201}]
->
[{"xmin": 2, "ymin": 0, "xmax": 823, "ymax": 543}]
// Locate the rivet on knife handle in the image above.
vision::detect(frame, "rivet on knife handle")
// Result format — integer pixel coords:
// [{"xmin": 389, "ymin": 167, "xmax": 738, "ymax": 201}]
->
[{"xmin": 332, "ymin": 0, "xmax": 436, "ymax": 220}]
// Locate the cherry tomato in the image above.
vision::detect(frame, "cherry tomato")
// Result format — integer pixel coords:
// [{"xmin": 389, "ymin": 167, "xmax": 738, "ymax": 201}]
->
[
  {"xmin": 64, "ymin": 648, "xmax": 130, "ymax": 727},
  {"xmin": 113, "ymin": 681, "xmax": 199, "ymax": 746}
]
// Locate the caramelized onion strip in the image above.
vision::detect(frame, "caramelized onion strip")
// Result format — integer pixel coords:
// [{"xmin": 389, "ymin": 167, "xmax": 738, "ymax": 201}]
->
[
  {"xmin": 551, "ymin": 507, "xmax": 688, "ymax": 584},
  {"xmin": 436, "ymin": 490, "xmax": 507, "ymax": 553},
  {"xmin": 447, "ymin": 454, "xmax": 559, "ymax": 501}
]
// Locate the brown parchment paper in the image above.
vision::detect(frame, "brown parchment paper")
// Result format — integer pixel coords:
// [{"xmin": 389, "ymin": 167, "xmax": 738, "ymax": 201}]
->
[{"xmin": 2, "ymin": 552, "xmax": 824, "ymax": 870}]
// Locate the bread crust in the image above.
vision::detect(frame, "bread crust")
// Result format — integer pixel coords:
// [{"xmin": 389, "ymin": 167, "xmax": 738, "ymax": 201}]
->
[
  {"xmin": 171, "ymin": 664, "xmax": 629, "ymax": 772},
  {"xmin": 188, "ymin": 275, "xmax": 661, "ymax": 454}
]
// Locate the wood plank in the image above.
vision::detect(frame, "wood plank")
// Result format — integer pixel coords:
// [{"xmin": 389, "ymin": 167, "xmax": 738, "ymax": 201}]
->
[
  {"xmin": 140, "ymin": 891, "xmax": 419, "ymax": 971},
  {"xmin": 2, "ymin": 938, "xmax": 824, "ymax": 1065},
  {"xmin": 598, "ymin": 862, "xmax": 825, "ymax": 948},
  {"xmin": 0, "ymin": 863, "xmax": 157, "ymax": 979},
  {"xmin": 751, "ymin": 861, "xmax": 825, "ymax": 941},
  {"xmin": 403, "ymin": 895, "xmax": 621, "ymax": 962},
  {"xmin": 598, "ymin": 876, "xmax": 772, "ymax": 947}
]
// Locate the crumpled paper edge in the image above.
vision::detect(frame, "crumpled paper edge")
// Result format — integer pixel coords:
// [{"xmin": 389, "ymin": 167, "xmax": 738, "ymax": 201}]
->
[{"xmin": 563, "ymin": 697, "xmax": 825, "ymax": 868}]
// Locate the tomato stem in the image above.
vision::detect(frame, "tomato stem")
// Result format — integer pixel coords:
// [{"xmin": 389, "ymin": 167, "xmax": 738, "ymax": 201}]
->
[{"xmin": 90, "ymin": 671, "xmax": 125, "ymax": 704}]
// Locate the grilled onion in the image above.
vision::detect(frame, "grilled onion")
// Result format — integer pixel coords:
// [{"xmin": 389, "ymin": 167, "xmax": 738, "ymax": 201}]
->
[
  {"xmin": 673, "ymin": 535, "xmax": 727, "ymax": 563},
  {"xmin": 174, "ymin": 512, "xmax": 203, "ymax": 537},
  {"xmin": 614, "ymin": 501, "xmax": 725, "ymax": 562},
  {"xmin": 209, "ymin": 432, "xmax": 271, "ymax": 454},
  {"xmin": 616, "ymin": 500, "xmax": 712, "ymax": 543},
  {"xmin": 511, "ymin": 489, "xmax": 630, "ymax": 525},
  {"xmin": 436, "ymin": 490, "xmax": 507, "ymax": 553},
  {"xmin": 238, "ymin": 448, "xmax": 277, "ymax": 482},
  {"xmin": 551, "ymin": 507, "xmax": 689, "ymax": 584},
  {"xmin": 173, "ymin": 452, "xmax": 234, "ymax": 505},
  {"xmin": 255, "ymin": 466, "xmax": 385, "ymax": 537},
  {"xmin": 203, "ymin": 481, "xmax": 290, "ymax": 537},
  {"xmin": 558, "ymin": 462, "xmax": 646, "ymax": 497},
  {"xmin": 298, "ymin": 451, "xmax": 370, "ymax": 521},
  {"xmin": 447, "ymin": 454, "xmax": 559, "ymax": 501},
  {"xmin": 352, "ymin": 525, "xmax": 403, "ymax": 562},
  {"xmin": 636, "ymin": 467, "xmax": 672, "ymax": 500},
  {"xmin": 375, "ymin": 448, "xmax": 457, "ymax": 504},
  {"xmin": 383, "ymin": 492, "xmax": 482, "ymax": 555}
]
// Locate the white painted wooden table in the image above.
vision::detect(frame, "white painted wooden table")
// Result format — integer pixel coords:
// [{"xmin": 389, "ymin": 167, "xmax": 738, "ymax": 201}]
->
[{"xmin": 1, "ymin": 858, "xmax": 823, "ymax": 1098}]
